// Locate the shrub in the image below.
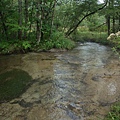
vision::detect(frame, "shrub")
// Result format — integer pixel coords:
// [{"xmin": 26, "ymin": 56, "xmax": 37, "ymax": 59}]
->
[
  {"xmin": 39, "ymin": 31, "xmax": 75, "ymax": 50},
  {"xmin": 51, "ymin": 31, "xmax": 75, "ymax": 49},
  {"xmin": 0, "ymin": 31, "xmax": 75, "ymax": 54}
]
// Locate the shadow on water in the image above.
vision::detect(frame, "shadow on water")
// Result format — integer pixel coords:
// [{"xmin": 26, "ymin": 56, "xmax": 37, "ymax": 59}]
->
[{"xmin": 0, "ymin": 42, "xmax": 120, "ymax": 120}]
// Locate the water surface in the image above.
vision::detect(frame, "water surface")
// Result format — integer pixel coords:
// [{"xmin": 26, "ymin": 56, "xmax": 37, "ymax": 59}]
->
[{"xmin": 0, "ymin": 42, "xmax": 120, "ymax": 120}]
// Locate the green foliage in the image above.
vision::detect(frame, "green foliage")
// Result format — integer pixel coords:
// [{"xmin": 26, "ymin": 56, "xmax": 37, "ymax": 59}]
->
[
  {"xmin": 39, "ymin": 31, "xmax": 75, "ymax": 50},
  {"xmin": 50, "ymin": 31, "xmax": 75, "ymax": 49},
  {"xmin": 104, "ymin": 102, "xmax": 120, "ymax": 120},
  {"xmin": 77, "ymin": 26, "xmax": 89, "ymax": 32},
  {"xmin": 0, "ymin": 0, "xmax": 119, "ymax": 54},
  {"xmin": 22, "ymin": 41, "xmax": 31, "ymax": 50},
  {"xmin": 55, "ymin": 0, "xmax": 105, "ymax": 35},
  {"xmin": 0, "ymin": 31, "xmax": 75, "ymax": 54},
  {"xmin": 0, "ymin": 40, "xmax": 34, "ymax": 54},
  {"xmin": 108, "ymin": 36, "xmax": 120, "ymax": 56},
  {"xmin": 0, "ymin": 41, "xmax": 9, "ymax": 54},
  {"xmin": 112, "ymin": 37, "xmax": 120, "ymax": 49},
  {"xmin": 71, "ymin": 30, "xmax": 108, "ymax": 44},
  {"xmin": 0, "ymin": 69, "xmax": 32, "ymax": 103},
  {"xmin": 39, "ymin": 40, "xmax": 54, "ymax": 50},
  {"xmin": 79, "ymin": 13, "xmax": 107, "ymax": 32}
]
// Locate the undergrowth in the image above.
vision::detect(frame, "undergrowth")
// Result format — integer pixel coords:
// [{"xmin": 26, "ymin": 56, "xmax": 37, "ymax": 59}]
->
[
  {"xmin": 104, "ymin": 102, "xmax": 120, "ymax": 120},
  {"xmin": 71, "ymin": 31, "xmax": 108, "ymax": 45},
  {"xmin": 0, "ymin": 31, "xmax": 75, "ymax": 54},
  {"xmin": 39, "ymin": 32, "xmax": 75, "ymax": 50}
]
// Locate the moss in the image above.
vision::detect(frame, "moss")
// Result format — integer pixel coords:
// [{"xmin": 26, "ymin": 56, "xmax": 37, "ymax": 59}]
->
[{"xmin": 0, "ymin": 69, "xmax": 32, "ymax": 103}]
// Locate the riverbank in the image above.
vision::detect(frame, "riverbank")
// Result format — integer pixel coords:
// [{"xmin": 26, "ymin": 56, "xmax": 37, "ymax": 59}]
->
[
  {"xmin": 1, "ymin": 32, "xmax": 120, "ymax": 56},
  {"xmin": 0, "ymin": 32, "xmax": 75, "ymax": 55}
]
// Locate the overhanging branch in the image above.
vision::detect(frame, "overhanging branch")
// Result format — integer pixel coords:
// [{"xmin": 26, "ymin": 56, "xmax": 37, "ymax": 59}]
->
[{"xmin": 66, "ymin": 0, "xmax": 108, "ymax": 36}]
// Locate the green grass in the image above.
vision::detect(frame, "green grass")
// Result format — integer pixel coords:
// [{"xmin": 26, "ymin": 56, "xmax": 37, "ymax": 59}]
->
[
  {"xmin": 0, "ymin": 69, "xmax": 32, "ymax": 103},
  {"xmin": 104, "ymin": 102, "xmax": 120, "ymax": 120},
  {"xmin": 72, "ymin": 31, "xmax": 108, "ymax": 45}
]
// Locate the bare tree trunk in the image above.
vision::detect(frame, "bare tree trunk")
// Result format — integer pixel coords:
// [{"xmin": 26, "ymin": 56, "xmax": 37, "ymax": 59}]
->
[
  {"xmin": 50, "ymin": 0, "xmax": 56, "ymax": 36},
  {"xmin": 118, "ymin": 15, "xmax": 120, "ymax": 31},
  {"xmin": 24, "ymin": 0, "xmax": 28, "ymax": 39},
  {"xmin": 107, "ymin": 0, "xmax": 110, "ymax": 35},
  {"xmin": 18, "ymin": 0, "xmax": 23, "ymax": 40},
  {"xmin": 107, "ymin": 15, "xmax": 111, "ymax": 35},
  {"xmin": 111, "ymin": 0, "xmax": 115, "ymax": 33},
  {"xmin": 112, "ymin": 16, "xmax": 115, "ymax": 33},
  {"xmin": 36, "ymin": 0, "xmax": 42, "ymax": 44},
  {"xmin": 0, "ymin": 12, "xmax": 8, "ymax": 40},
  {"xmin": 29, "ymin": 3, "xmax": 34, "ymax": 32}
]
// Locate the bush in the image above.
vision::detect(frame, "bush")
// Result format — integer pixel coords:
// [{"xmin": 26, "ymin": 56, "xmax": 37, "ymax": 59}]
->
[
  {"xmin": 39, "ymin": 31, "xmax": 75, "ymax": 50},
  {"xmin": 0, "ymin": 40, "xmax": 35, "ymax": 54},
  {"xmin": 0, "ymin": 41, "xmax": 9, "ymax": 54},
  {"xmin": 50, "ymin": 31, "xmax": 75, "ymax": 49},
  {"xmin": 0, "ymin": 31, "xmax": 75, "ymax": 54}
]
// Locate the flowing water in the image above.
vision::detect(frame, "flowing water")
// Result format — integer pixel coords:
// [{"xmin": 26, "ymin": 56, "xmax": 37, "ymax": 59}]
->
[{"xmin": 0, "ymin": 42, "xmax": 120, "ymax": 120}]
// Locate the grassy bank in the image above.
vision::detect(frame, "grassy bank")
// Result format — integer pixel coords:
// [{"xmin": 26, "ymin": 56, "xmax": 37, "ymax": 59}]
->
[
  {"xmin": 0, "ymin": 32, "xmax": 75, "ymax": 55},
  {"xmin": 72, "ymin": 31, "xmax": 120, "ymax": 54},
  {"xmin": 104, "ymin": 102, "xmax": 120, "ymax": 120},
  {"xmin": 72, "ymin": 31, "xmax": 108, "ymax": 45}
]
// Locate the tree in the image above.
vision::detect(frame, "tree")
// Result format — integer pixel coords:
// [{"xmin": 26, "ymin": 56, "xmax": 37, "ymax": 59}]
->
[
  {"xmin": 0, "ymin": 0, "xmax": 11, "ymax": 40},
  {"xmin": 0, "ymin": 0, "xmax": 119, "ymax": 43},
  {"xmin": 105, "ymin": 0, "xmax": 120, "ymax": 35},
  {"xmin": 36, "ymin": 0, "xmax": 42, "ymax": 44},
  {"xmin": 18, "ymin": 0, "xmax": 23, "ymax": 40},
  {"xmin": 24, "ymin": 0, "xmax": 28, "ymax": 39},
  {"xmin": 65, "ymin": 0, "xmax": 108, "ymax": 36}
]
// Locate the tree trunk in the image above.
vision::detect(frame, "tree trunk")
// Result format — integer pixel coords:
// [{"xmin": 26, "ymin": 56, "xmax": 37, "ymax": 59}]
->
[
  {"xmin": 29, "ymin": 3, "xmax": 34, "ymax": 32},
  {"xmin": 118, "ymin": 15, "xmax": 120, "ymax": 31},
  {"xmin": 24, "ymin": 0, "xmax": 28, "ymax": 39},
  {"xmin": 0, "ymin": 12, "xmax": 8, "ymax": 40},
  {"xmin": 107, "ymin": 15, "xmax": 111, "ymax": 35},
  {"xmin": 18, "ymin": 0, "xmax": 23, "ymax": 40},
  {"xmin": 36, "ymin": 0, "xmax": 42, "ymax": 44},
  {"xmin": 111, "ymin": 0, "xmax": 115, "ymax": 33},
  {"xmin": 49, "ymin": 0, "xmax": 56, "ymax": 36},
  {"xmin": 66, "ymin": 0, "xmax": 108, "ymax": 36},
  {"xmin": 112, "ymin": 16, "xmax": 115, "ymax": 33}
]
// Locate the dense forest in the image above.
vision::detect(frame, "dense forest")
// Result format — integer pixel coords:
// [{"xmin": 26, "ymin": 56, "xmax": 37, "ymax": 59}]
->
[{"xmin": 0, "ymin": 0, "xmax": 120, "ymax": 54}]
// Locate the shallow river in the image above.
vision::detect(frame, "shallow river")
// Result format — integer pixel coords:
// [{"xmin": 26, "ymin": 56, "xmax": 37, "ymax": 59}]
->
[{"xmin": 0, "ymin": 42, "xmax": 120, "ymax": 120}]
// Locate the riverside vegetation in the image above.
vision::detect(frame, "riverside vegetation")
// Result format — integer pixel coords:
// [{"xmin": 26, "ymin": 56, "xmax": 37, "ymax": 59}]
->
[{"xmin": 0, "ymin": 31, "xmax": 75, "ymax": 54}]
